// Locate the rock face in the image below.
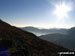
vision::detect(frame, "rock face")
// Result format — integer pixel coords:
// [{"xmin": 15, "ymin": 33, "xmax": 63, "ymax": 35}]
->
[{"xmin": 0, "ymin": 20, "xmax": 70, "ymax": 56}]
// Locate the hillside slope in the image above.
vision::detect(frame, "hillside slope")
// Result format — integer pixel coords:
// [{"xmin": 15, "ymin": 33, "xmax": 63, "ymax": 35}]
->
[{"xmin": 0, "ymin": 20, "xmax": 70, "ymax": 56}]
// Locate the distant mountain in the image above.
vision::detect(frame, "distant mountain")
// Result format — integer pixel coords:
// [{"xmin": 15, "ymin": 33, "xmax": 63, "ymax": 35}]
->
[
  {"xmin": 40, "ymin": 33, "xmax": 67, "ymax": 42},
  {"xmin": 21, "ymin": 26, "xmax": 68, "ymax": 36},
  {"xmin": 0, "ymin": 20, "xmax": 71, "ymax": 56},
  {"xmin": 68, "ymin": 27, "xmax": 75, "ymax": 38},
  {"xmin": 40, "ymin": 27, "xmax": 75, "ymax": 51}
]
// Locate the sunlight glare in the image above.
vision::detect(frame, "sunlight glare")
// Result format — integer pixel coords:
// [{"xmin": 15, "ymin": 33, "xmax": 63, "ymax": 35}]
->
[{"xmin": 53, "ymin": 3, "xmax": 72, "ymax": 19}]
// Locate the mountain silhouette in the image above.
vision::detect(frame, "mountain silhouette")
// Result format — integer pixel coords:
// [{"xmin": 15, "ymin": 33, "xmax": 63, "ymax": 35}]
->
[
  {"xmin": 0, "ymin": 20, "xmax": 71, "ymax": 56},
  {"xmin": 21, "ymin": 26, "xmax": 68, "ymax": 36},
  {"xmin": 40, "ymin": 27, "xmax": 75, "ymax": 51}
]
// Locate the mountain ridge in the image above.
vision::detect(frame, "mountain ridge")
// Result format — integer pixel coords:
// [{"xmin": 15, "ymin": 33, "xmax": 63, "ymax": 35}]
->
[
  {"xmin": 40, "ymin": 29, "xmax": 75, "ymax": 51},
  {"xmin": 0, "ymin": 20, "xmax": 71, "ymax": 56},
  {"xmin": 21, "ymin": 26, "xmax": 68, "ymax": 36}
]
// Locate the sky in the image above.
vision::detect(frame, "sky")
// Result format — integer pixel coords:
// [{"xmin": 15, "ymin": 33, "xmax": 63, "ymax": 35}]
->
[{"xmin": 0, "ymin": 0, "xmax": 75, "ymax": 29}]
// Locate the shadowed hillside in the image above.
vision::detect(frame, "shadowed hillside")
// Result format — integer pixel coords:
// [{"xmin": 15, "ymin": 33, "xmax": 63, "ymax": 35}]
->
[{"xmin": 0, "ymin": 20, "xmax": 72, "ymax": 56}]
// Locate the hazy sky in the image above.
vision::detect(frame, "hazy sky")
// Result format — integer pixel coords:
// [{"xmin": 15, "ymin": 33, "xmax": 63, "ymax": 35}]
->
[{"xmin": 0, "ymin": 0, "xmax": 75, "ymax": 28}]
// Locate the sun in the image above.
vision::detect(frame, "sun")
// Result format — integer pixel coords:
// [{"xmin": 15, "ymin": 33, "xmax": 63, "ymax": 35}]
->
[{"xmin": 53, "ymin": 3, "xmax": 71, "ymax": 19}]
